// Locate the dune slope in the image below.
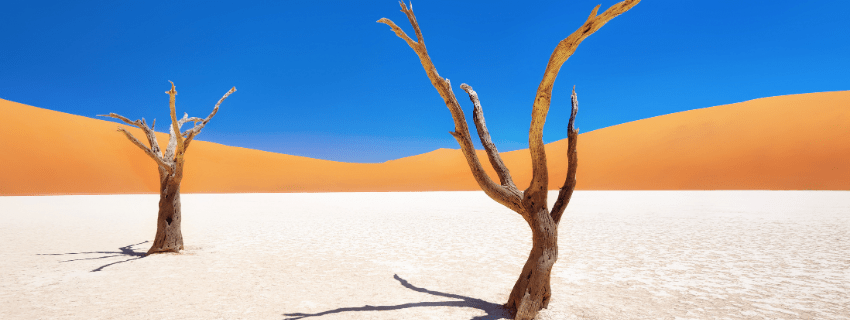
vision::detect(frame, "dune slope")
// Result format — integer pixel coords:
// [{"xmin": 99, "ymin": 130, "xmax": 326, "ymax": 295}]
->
[
  {"xmin": 502, "ymin": 90, "xmax": 850, "ymax": 190},
  {"xmin": 0, "ymin": 91, "xmax": 847, "ymax": 195}
]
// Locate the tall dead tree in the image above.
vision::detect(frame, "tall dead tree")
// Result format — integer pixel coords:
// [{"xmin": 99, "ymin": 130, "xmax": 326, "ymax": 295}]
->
[
  {"xmin": 100, "ymin": 82, "xmax": 236, "ymax": 254},
  {"xmin": 378, "ymin": 1, "xmax": 638, "ymax": 319}
]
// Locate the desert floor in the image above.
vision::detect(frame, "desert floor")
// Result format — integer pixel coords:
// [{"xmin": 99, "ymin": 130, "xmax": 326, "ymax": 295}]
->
[{"xmin": 1, "ymin": 191, "xmax": 847, "ymax": 319}]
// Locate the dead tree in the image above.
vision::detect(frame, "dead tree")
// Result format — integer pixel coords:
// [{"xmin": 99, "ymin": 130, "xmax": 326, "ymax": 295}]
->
[
  {"xmin": 378, "ymin": 1, "xmax": 638, "ymax": 319},
  {"xmin": 99, "ymin": 82, "xmax": 236, "ymax": 254}
]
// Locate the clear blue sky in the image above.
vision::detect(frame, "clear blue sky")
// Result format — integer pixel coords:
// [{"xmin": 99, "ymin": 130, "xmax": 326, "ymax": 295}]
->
[{"xmin": 2, "ymin": 0, "xmax": 848, "ymax": 162}]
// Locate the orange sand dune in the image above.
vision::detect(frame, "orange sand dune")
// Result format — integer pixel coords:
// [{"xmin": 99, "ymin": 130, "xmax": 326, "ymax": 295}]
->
[
  {"xmin": 503, "ymin": 90, "xmax": 850, "ymax": 190},
  {"xmin": 1, "ymin": 91, "xmax": 848, "ymax": 195}
]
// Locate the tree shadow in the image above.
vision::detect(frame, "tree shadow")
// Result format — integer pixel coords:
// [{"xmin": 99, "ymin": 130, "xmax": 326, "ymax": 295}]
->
[
  {"xmin": 283, "ymin": 274, "xmax": 510, "ymax": 320},
  {"xmin": 37, "ymin": 241, "xmax": 149, "ymax": 272}
]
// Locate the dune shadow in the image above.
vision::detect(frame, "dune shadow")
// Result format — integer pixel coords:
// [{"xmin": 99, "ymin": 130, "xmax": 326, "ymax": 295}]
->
[
  {"xmin": 37, "ymin": 241, "xmax": 149, "ymax": 272},
  {"xmin": 283, "ymin": 274, "xmax": 510, "ymax": 320}
]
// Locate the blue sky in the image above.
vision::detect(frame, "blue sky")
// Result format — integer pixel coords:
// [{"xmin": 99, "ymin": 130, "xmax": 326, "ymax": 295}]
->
[{"xmin": 2, "ymin": 0, "xmax": 848, "ymax": 162}]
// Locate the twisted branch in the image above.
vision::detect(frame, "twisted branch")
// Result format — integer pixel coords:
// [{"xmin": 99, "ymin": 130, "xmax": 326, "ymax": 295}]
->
[
  {"xmin": 177, "ymin": 113, "xmax": 203, "ymax": 132},
  {"xmin": 378, "ymin": 1, "xmax": 522, "ymax": 213},
  {"xmin": 460, "ymin": 83, "xmax": 517, "ymax": 190},
  {"xmin": 550, "ymin": 87, "xmax": 579, "ymax": 225}
]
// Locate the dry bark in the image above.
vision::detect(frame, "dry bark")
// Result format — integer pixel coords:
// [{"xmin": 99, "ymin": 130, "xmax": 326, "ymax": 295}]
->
[
  {"xmin": 100, "ymin": 82, "xmax": 236, "ymax": 254},
  {"xmin": 379, "ymin": 1, "xmax": 638, "ymax": 319}
]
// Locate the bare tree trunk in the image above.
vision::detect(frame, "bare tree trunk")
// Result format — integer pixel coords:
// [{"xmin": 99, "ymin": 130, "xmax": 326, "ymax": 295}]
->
[
  {"xmin": 378, "ymin": 1, "xmax": 637, "ymax": 319},
  {"xmin": 507, "ymin": 208, "xmax": 558, "ymax": 319},
  {"xmin": 148, "ymin": 174, "xmax": 184, "ymax": 254},
  {"xmin": 100, "ymin": 82, "xmax": 235, "ymax": 256}
]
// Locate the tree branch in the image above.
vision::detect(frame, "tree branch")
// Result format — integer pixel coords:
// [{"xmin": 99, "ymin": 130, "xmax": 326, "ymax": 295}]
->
[
  {"xmin": 400, "ymin": 1, "xmax": 425, "ymax": 45},
  {"xmin": 175, "ymin": 113, "xmax": 201, "ymax": 130},
  {"xmin": 183, "ymin": 87, "xmax": 235, "ymax": 136},
  {"xmin": 460, "ymin": 83, "xmax": 517, "ymax": 190},
  {"xmin": 379, "ymin": 1, "xmax": 522, "ymax": 212},
  {"xmin": 182, "ymin": 86, "xmax": 236, "ymax": 151},
  {"xmin": 98, "ymin": 113, "xmax": 141, "ymax": 127},
  {"xmin": 116, "ymin": 127, "xmax": 173, "ymax": 174},
  {"xmin": 376, "ymin": 18, "xmax": 418, "ymax": 50},
  {"xmin": 99, "ymin": 113, "xmax": 164, "ymax": 162},
  {"xmin": 138, "ymin": 118, "xmax": 164, "ymax": 162},
  {"xmin": 526, "ymin": 0, "xmax": 639, "ymax": 201},
  {"xmin": 166, "ymin": 81, "xmax": 185, "ymax": 161},
  {"xmin": 550, "ymin": 87, "xmax": 579, "ymax": 225},
  {"xmin": 179, "ymin": 116, "xmax": 203, "ymax": 136},
  {"xmin": 164, "ymin": 126, "xmax": 178, "ymax": 164}
]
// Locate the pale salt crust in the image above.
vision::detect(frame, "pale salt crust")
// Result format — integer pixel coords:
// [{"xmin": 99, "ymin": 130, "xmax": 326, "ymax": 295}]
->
[{"xmin": 0, "ymin": 191, "xmax": 847, "ymax": 319}]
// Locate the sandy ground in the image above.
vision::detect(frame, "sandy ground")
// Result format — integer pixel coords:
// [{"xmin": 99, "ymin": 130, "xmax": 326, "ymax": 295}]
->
[{"xmin": 1, "ymin": 191, "xmax": 847, "ymax": 319}]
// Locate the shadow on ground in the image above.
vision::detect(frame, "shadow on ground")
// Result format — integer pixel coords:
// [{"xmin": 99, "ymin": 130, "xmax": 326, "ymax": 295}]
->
[
  {"xmin": 37, "ymin": 241, "xmax": 148, "ymax": 272},
  {"xmin": 283, "ymin": 274, "xmax": 510, "ymax": 320}
]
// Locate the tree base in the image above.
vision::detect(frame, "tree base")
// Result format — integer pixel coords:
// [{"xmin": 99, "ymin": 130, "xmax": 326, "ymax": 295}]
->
[
  {"xmin": 146, "ymin": 244, "xmax": 183, "ymax": 255},
  {"xmin": 505, "ymin": 211, "xmax": 558, "ymax": 320},
  {"xmin": 148, "ymin": 178, "xmax": 184, "ymax": 255},
  {"xmin": 146, "ymin": 223, "xmax": 183, "ymax": 255}
]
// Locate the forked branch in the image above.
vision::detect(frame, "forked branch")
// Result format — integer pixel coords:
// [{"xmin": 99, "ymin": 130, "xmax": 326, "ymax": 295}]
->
[
  {"xmin": 526, "ymin": 0, "xmax": 639, "ymax": 199},
  {"xmin": 381, "ymin": 0, "xmax": 636, "ymax": 217},
  {"xmin": 101, "ymin": 82, "xmax": 234, "ymax": 175},
  {"xmin": 550, "ymin": 87, "xmax": 579, "ymax": 224},
  {"xmin": 183, "ymin": 86, "xmax": 236, "ymax": 149},
  {"xmin": 99, "ymin": 113, "xmax": 171, "ymax": 173},
  {"xmin": 184, "ymin": 87, "xmax": 236, "ymax": 137},
  {"xmin": 116, "ymin": 128, "xmax": 173, "ymax": 173}
]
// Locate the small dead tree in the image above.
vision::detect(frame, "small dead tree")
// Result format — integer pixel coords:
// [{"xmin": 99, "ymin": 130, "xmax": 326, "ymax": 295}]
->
[
  {"xmin": 378, "ymin": 1, "xmax": 638, "ymax": 319},
  {"xmin": 99, "ymin": 82, "xmax": 236, "ymax": 254}
]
